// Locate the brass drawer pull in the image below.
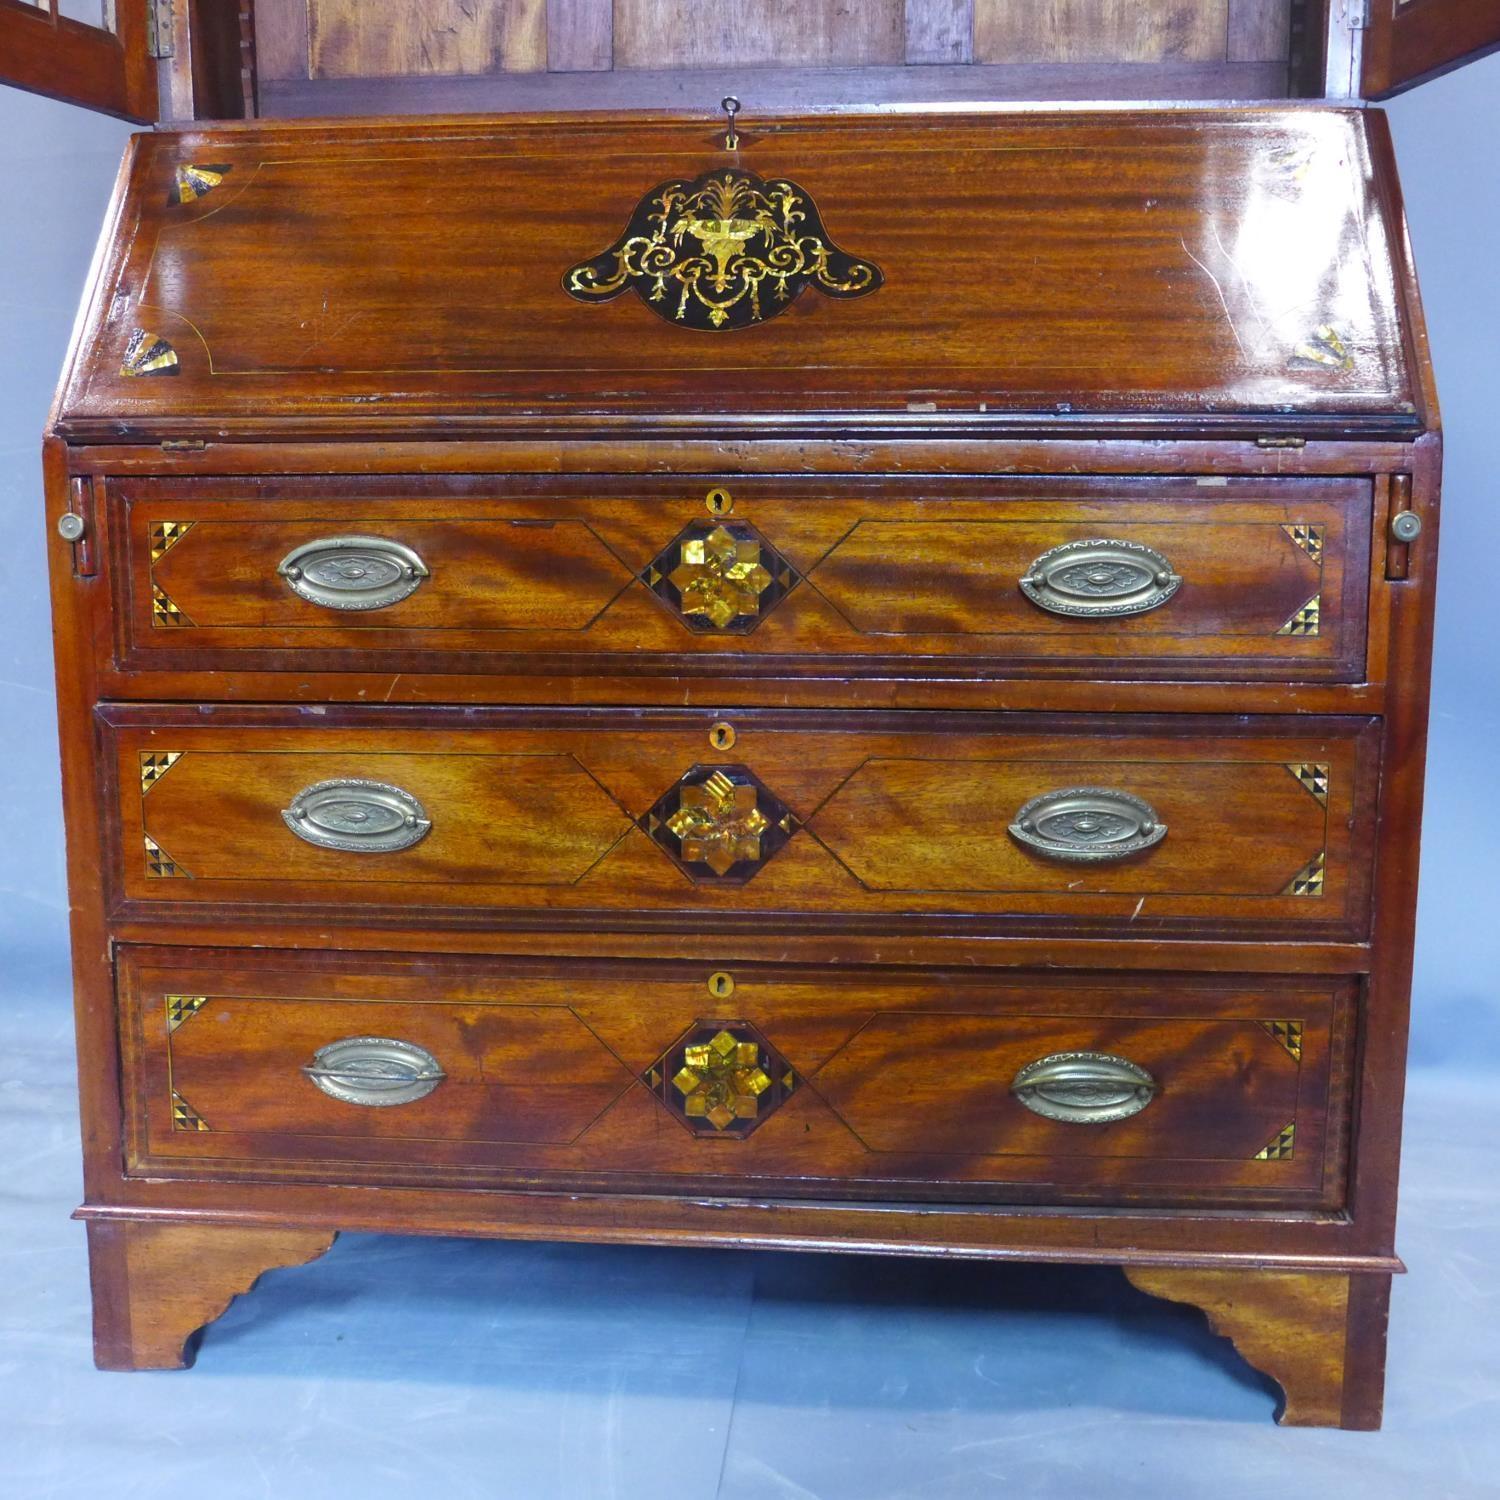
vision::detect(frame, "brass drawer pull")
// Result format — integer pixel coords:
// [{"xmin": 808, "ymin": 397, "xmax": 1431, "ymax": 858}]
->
[
  {"xmin": 302, "ymin": 1036, "xmax": 446, "ymax": 1107},
  {"xmin": 1012, "ymin": 1052, "xmax": 1158, "ymax": 1124},
  {"xmin": 282, "ymin": 778, "xmax": 432, "ymax": 853},
  {"xmin": 1020, "ymin": 538, "xmax": 1180, "ymax": 618},
  {"xmin": 1010, "ymin": 787, "xmax": 1166, "ymax": 863},
  {"xmin": 277, "ymin": 535, "xmax": 429, "ymax": 611}
]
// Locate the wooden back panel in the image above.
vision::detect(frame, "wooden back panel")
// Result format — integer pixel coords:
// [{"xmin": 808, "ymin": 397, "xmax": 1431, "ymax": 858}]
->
[{"xmin": 251, "ymin": 1, "xmax": 1302, "ymax": 116}]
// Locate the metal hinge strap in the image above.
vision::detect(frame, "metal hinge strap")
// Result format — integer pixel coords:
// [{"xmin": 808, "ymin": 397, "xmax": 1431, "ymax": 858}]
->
[
  {"xmin": 146, "ymin": 0, "xmax": 175, "ymax": 59},
  {"xmin": 1256, "ymin": 436, "xmax": 1308, "ymax": 450}
]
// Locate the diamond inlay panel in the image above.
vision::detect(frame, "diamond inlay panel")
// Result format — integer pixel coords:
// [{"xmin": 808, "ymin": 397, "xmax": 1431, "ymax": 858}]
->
[
  {"xmin": 641, "ymin": 519, "xmax": 799, "ymax": 633},
  {"xmin": 644, "ymin": 1020, "xmax": 799, "ymax": 1137},
  {"xmin": 641, "ymin": 763, "xmax": 800, "ymax": 883}
]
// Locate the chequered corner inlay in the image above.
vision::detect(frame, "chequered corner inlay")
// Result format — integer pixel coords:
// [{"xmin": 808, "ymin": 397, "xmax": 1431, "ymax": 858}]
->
[
  {"xmin": 144, "ymin": 833, "xmax": 191, "ymax": 879},
  {"xmin": 171, "ymin": 1091, "xmax": 210, "ymax": 1132},
  {"xmin": 150, "ymin": 520, "xmax": 195, "ymax": 561},
  {"xmin": 1282, "ymin": 850, "xmax": 1326, "ymax": 898},
  {"xmin": 644, "ymin": 1020, "xmax": 799, "ymax": 1137},
  {"xmin": 140, "ymin": 751, "xmax": 183, "ymax": 793},
  {"xmin": 1275, "ymin": 594, "xmax": 1321, "ymax": 637},
  {"xmin": 166, "ymin": 994, "xmax": 208, "ymax": 1031},
  {"xmin": 641, "ymin": 519, "xmax": 799, "ymax": 634},
  {"xmin": 1281, "ymin": 523, "xmax": 1325, "ymax": 564},
  {"xmin": 1258, "ymin": 1020, "xmax": 1304, "ymax": 1062},
  {"xmin": 1286, "ymin": 763, "xmax": 1329, "ymax": 805},
  {"xmin": 641, "ymin": 764, "xmax": 799, "ymax": 883},
  {"xmin": 170, "ymin": 163, "xmax": 229, "ymax": 205},
  {"xmin": 121, "ymin": 329, "xmax": 179, "ymax": 377},
  {"xmin": 1254, "ymin": 1122, "xmax": 1297, "ymax": 1161},
  {"xmin": 151, "ymin": 582, "xmax": 193, "ymax": 627}
]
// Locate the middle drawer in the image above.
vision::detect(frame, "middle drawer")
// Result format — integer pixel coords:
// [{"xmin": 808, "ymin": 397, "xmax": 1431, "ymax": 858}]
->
[{"xmin": 107, "ymin": 708, "xmax": 1378, "ymax": 939}]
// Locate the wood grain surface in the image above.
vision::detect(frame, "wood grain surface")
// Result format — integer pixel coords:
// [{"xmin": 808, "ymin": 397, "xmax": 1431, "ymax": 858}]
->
[
  {"xmin": 53, "ymin": 111, "xmax": 1420, "ymax": 441},
  {"xmin": 119, "ymin": 945, "xmax": 1350, "ymax": 1206},
  {"xmin": 116, "ymin": 473, "xmax": 1372, "ymax": 683},
  {"xmin": 104, "ymin": 707, "xmax": 1377, "ymax": 938}
]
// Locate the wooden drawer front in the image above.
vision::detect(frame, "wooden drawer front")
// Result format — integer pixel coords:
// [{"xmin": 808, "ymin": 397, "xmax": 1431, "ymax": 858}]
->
[
  {"xmin": 121, "ymin": 947, "xmax": 1352, "ymax": 1208},
  {"xmin": 115, "ymin": 475, "xmax": 1371, "ymax": 682},
  {"xmin": 109, "ymin": 708, "xmax": 1377, "ymax": 939}
]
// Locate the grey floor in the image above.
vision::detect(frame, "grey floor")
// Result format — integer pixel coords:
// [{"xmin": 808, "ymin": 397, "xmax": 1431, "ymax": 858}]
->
[{"xmin": 2, "ymin": 954, "xmax": 1495, "ymax": 1500}]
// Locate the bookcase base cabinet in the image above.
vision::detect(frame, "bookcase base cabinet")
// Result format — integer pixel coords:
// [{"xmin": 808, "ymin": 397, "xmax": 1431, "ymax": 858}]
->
[{"xmin": 48, "ymin": 107, "xmax": 1439, "ymax": 1430}]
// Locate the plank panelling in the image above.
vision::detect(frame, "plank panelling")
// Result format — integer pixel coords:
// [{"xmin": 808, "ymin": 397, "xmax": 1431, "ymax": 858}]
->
[
  {"xmin": 1228, "ymin": 0, "xmax": 1291, "ymax": 62},
  {"xmin": 547, "ymin": 0, "xmax": 612, "ymax": 70},
  {"xmin": 975, "ymin": 0, "xmax": 1228, "ymax": 64},
  {"xmin": 247, "ymin": 0, "xmax": 308, "ymax": 81},
  {"xmin": 613, "ymin": 0, "xmax": 905, "ymax": 70},
  {"xmin": 905, "ymin": 0, "xmax": 974, "ymax": 63},
  {"xmin": 308, "ymin": 0, "xmax": 547, "ymax": 79}
]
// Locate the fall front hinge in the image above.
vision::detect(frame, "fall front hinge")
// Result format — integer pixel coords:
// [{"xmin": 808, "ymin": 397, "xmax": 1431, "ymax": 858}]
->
[{"xmin": 146, "ymin": 0, "xmax": 175, "ymax": 59}]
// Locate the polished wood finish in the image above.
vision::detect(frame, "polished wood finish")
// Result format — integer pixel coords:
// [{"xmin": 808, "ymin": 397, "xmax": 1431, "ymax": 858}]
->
[
  {"xmin": 52, "ymin": 111, "xmax": 1421, "ymax": 444},
  {"xmin": 114, "ymin": 474, "xmax": 1373, "ymax": 684},
  {"xmin": 1363, "ymin": 0, "xmax": 1500, "ymax": 98},
  {"xmin": 118, "ymin": 945, "xmax": 1352, "ymax": 1205},
  {"xmin": 1126, "ymin": 1267, "xmax": 1391, "ymax": 1428},
  {"xmin": 85, "ymin": 1218, "xmax": 337, "ymax": 1370},
  {"xmin": 103, "ymin": 707, "xmax": 1377, "ymax": 938},
  {"xmin": 0, "ymin": 0, "xmax": 156, "ymax": 120},
  {"xmin": 41, "ymin": 108, "xmax": 1440, "ymax": 1427}
]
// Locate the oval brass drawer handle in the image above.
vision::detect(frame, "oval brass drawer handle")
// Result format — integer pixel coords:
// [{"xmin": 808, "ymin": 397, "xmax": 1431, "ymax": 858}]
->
[
  {"xmin": 1012, "ymin": 1052, "xmax": 1158, "ymax": 1125},
  {"xmin": 282, "ymin": 778, "xmax": 432, "ymax": 854},
  {"xmin": 1020, "ymin": 538, "xmax": 1180, "ymax": 618},
  {"xmin": 277, "ymin": 535, "xmax": 429, "ymax": 611},
  {"xmin": 1010, "ymin": 787, "xmax": 1166, "ymax": 863},
  {"xmin": 302, "ymin": 1036, "xmax": 446, "ymax": 1107}
]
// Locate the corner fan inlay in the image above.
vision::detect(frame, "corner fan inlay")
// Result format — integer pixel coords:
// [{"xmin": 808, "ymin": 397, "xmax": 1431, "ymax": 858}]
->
[{"xmin": 565, "ymin": 168, "xmax": 882, "ymax": 331}]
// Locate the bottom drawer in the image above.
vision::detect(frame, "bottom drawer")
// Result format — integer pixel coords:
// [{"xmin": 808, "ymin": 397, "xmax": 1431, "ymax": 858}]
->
[{"xmin": 120, "ymin": 946, "xmax": 1353, "ymax": 1209}]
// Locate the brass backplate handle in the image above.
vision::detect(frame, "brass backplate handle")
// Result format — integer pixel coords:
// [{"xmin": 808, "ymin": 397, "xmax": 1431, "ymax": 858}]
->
[
  {"xmin": 302, "ymin": 1036, "xmax": 446, "ymax": 1107},
  {"xmin": 1010, "ymin": 787, "xmax": 1166, "ymax": 863},
  {"xmin": 277, "ymin": 535, "xmax": 429, "ymax": 611},
  {"xmin": 1020, "ymin": 538, "xmax": 1180, "ymax": 618},
  {"xmin": 282, "ymin": 778, "xmax": 432, "ymax": 854},
  {"xmin": 1012, "ymin": 1052, "xmax": 1158, "ymax": 1124}
]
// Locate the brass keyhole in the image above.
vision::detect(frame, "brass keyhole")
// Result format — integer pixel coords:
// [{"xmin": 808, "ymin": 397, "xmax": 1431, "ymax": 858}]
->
[
  {"xmin": 705, "ymin": 487, "xmax": 734, "ymax": 516},
  {"xmin": 707, "ymin": 971, "xmax": 736, "ymax": 999},
  {"xmin": 709, "ymin": 721, "xmax": 737, "ymax": 751}
]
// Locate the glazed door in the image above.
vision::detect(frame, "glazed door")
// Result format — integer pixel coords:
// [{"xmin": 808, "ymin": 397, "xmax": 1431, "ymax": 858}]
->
[
  {"xmin": 0, "ymin": 0, "xmax": 156, "ymax": 119},
  {"xmin": 1363, "ymin": 0, "xmax": 1500, "ymax": 96}
]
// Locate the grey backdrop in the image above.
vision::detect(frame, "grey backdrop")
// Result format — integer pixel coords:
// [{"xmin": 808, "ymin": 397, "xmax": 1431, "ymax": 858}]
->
[
  {"xmin": 2, "ymin": 72, "xmax": 1495, "ymax": 1066},
  {"xmin": 0, "ymin": 69, "xmax": 1498, "ymax": 1500}
]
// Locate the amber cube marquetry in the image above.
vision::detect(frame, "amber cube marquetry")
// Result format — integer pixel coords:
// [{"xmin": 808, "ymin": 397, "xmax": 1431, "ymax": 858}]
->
[
  {"xmin": 641, "ymin": 518, "xmax": 799, "ymax": 633},
  {"xmin": 641, "ymin": 764, "xmax": 800, "ymax": 883},
  {"xmin": 645, "ymin": 1020, "xmax": 799, "ymax": 1137}
]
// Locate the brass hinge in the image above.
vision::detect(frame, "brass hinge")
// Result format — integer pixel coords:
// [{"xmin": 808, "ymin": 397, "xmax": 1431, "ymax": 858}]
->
[
  {"xmin": 146, "ymin": 0, "xmax": 175, "ymax": 59},
  {"xmin": 1255, "ymin": 436, "xmax": 1308, "ymax": 450},
  {"xmin": 160, "ymin": 439, "xmax": 206, "ymax": 452}
]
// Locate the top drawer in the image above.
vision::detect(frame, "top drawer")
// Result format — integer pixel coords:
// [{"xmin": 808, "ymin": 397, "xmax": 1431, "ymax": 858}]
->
[{"xmin": 109, "ymin": 474, "xmax": 1372, "ymax": 684}]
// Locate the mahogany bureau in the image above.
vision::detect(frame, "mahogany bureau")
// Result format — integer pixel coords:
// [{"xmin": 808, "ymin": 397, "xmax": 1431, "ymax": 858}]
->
[{"xmin": 42, "ymin": 102, "xmax": 1440, "ymax": 1428}]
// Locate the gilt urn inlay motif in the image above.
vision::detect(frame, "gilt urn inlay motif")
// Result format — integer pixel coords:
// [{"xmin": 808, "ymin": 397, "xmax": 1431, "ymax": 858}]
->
[
  {"xmin": 641, "ymin": 764, "xmax": 799, "ymax": 882},
  {"xmin": 644, "ymin": 1020, "xmax": 798, "ymax": 1136},
  {"xmin": 642, "ymin": 519, "xmax": 799, "ymax": 633},
  {"xmin": 564, "ymin": 167, "xmax": 883, "ymax": 331}
]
